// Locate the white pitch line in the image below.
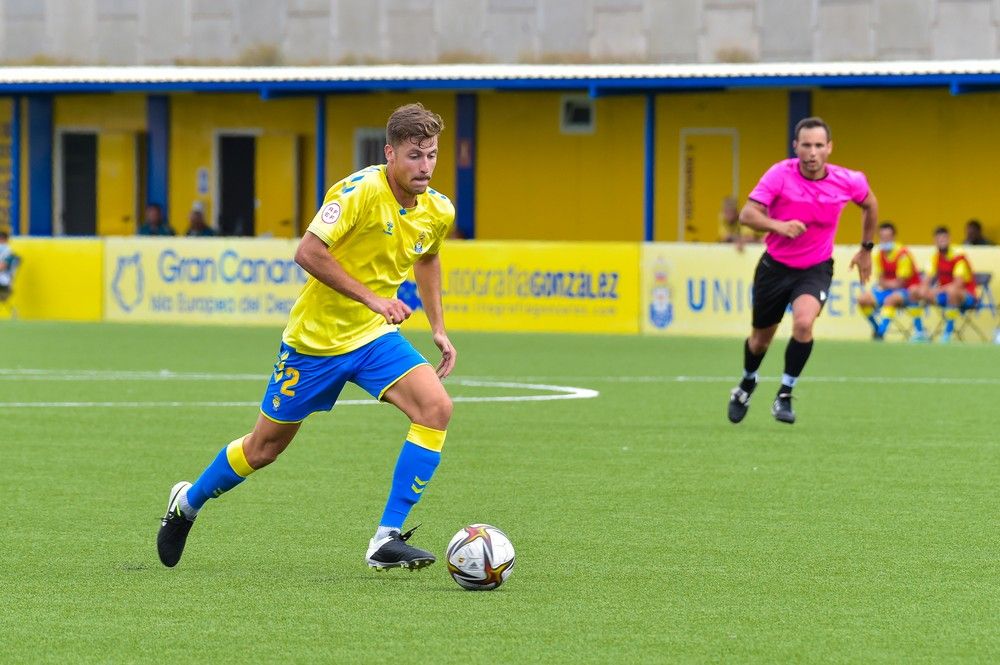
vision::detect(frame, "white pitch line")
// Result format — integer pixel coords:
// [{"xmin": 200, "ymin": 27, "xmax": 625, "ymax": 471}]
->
[
  {"xmin": 456, "ymin": 380, "xmax": 599, "ymax": 401},
  {"xmin": 460, "ymin": 375, "xmax": 1000, "ymax": 386},
  {"xmin": 0, "ymin": 369, "xmax": 263, "ymax": 381},
  {"xmin": 4, "ymin": 367, "xmax": 999, "ymax": 386},
  {"xmin": 1, "ymin": 401, "xmax": 264, "ymax": 408},
  {"xmin": 0, "ymin": 377, "xmax": 599, "ymax": 408}
]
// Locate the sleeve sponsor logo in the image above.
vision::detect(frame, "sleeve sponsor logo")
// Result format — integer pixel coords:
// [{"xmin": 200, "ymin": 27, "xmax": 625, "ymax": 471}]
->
[{"xmin": 321, "ymin": 202, "xmax": 342, "ymax": 224}]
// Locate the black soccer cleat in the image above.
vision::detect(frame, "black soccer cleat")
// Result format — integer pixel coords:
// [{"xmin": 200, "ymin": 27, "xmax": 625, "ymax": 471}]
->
[
  {"xmin": 728, "ymin": 386, "xmax": 753, "ymax": 424},
  {"xmin": 771, "ymin": 393, "xmax": 796, "ymax": 424},
  {"xmin": 365, "ymin": 525, "xmax": 436, "ymax": 571},
  {"xmin": 157, "ymin": 481, "xmax": 195, "ymax": 568}
]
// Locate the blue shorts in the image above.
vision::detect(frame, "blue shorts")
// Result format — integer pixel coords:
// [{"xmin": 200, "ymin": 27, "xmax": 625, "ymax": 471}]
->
[
  {"xmin": 260, "ymin": 332, "xmax": 429, "ymax": 423},
  {"xmin": 872, "ymin": 287, "xmax": 909, "ymax": 307},
  {"xmin": 935, "ymin": 291, "xmax": 978, "ymax": 309}
]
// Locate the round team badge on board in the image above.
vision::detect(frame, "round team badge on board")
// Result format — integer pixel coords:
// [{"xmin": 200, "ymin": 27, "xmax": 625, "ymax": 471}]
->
[{"xmin": 321, "ymin": 202, "xmax": 342, "ymax": 224}]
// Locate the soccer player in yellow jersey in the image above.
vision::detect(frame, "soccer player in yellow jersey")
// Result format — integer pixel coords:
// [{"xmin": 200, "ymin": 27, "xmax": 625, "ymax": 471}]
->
[
  {"xmin": 158, "ymin": 103, "xmax": 456, "ymax": 571},
  {"xmin": 917, "ymin": 226, "xmax": 978, "ymax": 343},
  {"xmin": 856, "ymin": 221, "xmax": 923, "ymax": 340}
]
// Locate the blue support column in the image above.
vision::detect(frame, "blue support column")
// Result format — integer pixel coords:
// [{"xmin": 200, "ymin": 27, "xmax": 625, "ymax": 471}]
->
[
  {"xmin": 147, "ymin": 95, "xmax": 169, "ymax": 220},
  {"xmin": 316, "ymin": 94, "xmax": 326, "ymax": 209},
  {"xmin": 787, "ymin": 90, "xmax": 812, "ymax": 157},
  {"xmin": 643, "ymin": 93, "xmax": 656, "ymax": 242},
  {"xmin": 27, "ymin": 95, "xmax": 52, "ymax": 236},
  {"xmin": 10, "ymin": 96, "xmax": 20, "ymax": 235},
  {"xmin": 455, "ymin": 93, "xmax": 476, "ymax": 239}
]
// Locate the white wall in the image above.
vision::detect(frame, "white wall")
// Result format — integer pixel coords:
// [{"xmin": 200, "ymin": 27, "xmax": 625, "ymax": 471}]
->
[{"xmin": 1, "ymin": 0, "xmax": 998, "ymax": 65}]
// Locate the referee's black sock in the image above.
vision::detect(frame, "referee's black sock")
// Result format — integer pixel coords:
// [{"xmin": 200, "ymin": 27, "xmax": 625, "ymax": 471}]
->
[
  {"xmin": 740, "ymin": 338, "xmax": 765, "ymax": 393},
  {"xmin": 780, "ymin": 338, "xmax": 813, "ymax": 395}
]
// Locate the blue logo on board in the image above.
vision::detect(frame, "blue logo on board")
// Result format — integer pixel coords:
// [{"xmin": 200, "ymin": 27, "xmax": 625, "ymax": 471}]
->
[
  {"xmin": 649, "ymin": 260, "xmax": 673, "ymax": 329},
  {"xmin": 397, "ymin": 280, "xmax": 423, "ymax": 311},
  {"xmin": 112, "ymin": 252, "xmax": 144, "ymax": 313}
]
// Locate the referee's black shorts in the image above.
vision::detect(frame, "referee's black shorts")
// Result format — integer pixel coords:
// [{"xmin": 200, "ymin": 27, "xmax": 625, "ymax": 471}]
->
[{"xmin": 751, "ymin": 252, "xmax": 834, "ymax": 329}]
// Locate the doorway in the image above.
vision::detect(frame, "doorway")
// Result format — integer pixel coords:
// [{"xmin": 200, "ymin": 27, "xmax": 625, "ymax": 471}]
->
[
  {"xmin": 677, "ymin": 128, "xmax": 739, "ymax": 242},
  {"xmin": 218, "ymin": 134, "xmax": 256, "ymax": 236},
  {"xmin": 61, "ymin": 132, "xmax": 97, "ymax": 236}
]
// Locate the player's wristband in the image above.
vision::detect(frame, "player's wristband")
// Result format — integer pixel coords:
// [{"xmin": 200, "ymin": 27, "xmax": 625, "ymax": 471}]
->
[{"xmin": 860, "ymin": 241, "xmax": 874, "ymax": 251}]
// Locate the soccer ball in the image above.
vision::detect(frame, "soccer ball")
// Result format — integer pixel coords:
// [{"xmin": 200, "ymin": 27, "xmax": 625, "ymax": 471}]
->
[{"xmin": 446, "ymin": 524, "xmax": 515, "ymax": 591}]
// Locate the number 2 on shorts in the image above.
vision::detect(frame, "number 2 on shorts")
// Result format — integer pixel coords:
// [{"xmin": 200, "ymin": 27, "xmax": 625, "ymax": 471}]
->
[{"xmin": 280, "ymin": 367, "xmax": 300, "ymax": 396}]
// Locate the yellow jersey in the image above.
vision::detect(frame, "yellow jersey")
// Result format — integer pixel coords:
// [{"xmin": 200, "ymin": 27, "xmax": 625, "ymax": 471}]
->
[{"xmin": 282, "ymin": 165, "xmax": 455, "ymax": 355}]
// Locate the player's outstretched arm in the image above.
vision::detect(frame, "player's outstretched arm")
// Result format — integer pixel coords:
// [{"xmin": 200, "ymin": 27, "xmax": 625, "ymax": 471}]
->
[
  {"xmin": 295, "ymin": 231, "xmax": 412, "ymax": 324},
  {"xmin": 849, "ymin": 192, "xmax": 879, "ymax": 284},
  {"xmin": 413, "ymin": 252, "xmax": 456, "ymax": 379}
]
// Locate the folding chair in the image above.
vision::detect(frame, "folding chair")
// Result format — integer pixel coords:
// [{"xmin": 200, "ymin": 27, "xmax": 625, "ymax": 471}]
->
[
  {"xmin": 880, "ymin": 273, "xmax": 923, "ymax": 340},
  {"xmin": 0, "ymin": 253, "xmax": 20, "ymax": 319},
  {"xmin": 955, "ymin": 272, "xmax": 997, "ymax": 341},
  {"xmin": 889, "ymin": 314, "xmax": 914, "ymax": 340}
]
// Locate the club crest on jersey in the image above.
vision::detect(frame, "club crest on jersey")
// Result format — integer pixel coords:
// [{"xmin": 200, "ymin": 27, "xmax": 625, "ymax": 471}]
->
[
  {"xmin": 415, "ymin": 231, "xmax": 427, "ymax": 254},
  {"xmin": 384, "ymin": 221, "xmax": 394, "ymax": 236}
]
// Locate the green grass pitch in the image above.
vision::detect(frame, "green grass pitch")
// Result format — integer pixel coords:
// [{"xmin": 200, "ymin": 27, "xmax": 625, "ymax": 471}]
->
[{"xmin": 1, "ymin": 321, "xmax": 998, "ymax": 663}]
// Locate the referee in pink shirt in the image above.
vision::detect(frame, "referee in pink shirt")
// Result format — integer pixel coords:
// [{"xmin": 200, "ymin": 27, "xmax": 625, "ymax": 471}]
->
[{"xmin": 728, "ymin": 117, "xmax": 878, "ymax": 424}]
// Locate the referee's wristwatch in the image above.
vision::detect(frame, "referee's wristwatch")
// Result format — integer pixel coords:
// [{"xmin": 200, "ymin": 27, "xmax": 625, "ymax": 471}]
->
[{"xmin": 860, "ymin": 241, "xmax": 875, "ymax": 251}]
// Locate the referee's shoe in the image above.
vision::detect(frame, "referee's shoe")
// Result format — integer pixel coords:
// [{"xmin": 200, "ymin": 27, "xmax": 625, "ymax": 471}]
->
[
  {"xmin": 772, "ymin": 393, "xmax": 796, "ymax": 424},
  {"xmin": 728, "ymin": 386, "xmax": 753, "ymax": 423}
]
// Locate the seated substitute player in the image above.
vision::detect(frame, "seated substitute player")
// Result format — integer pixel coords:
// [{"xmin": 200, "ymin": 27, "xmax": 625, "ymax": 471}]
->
[
  {"xmin": 917, "ymin": 226, "xmax": 978, "ymax": 343},
  {"xmin": 0, "ymin": 229, "xmax": 13, "ymax": 296},
  {"xmin": 856, "ymin": 221, "xmax": 923, "ymax": 340},
  {"xmin": 727, "ymin": 117, "xmax": 877, "ymax": 425},
  {"xmin": 157, "ymin": 103, "xmax": 457, "ymax": 571}
]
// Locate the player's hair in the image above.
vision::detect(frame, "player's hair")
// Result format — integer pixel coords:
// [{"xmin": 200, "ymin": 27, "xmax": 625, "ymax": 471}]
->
[
  {"xmin": 386, "ymin": 103, "xmax": 444, "ymax": 148},
  {"xmin": 878, "ymin": 221, "xmax": 896, "ymax": 233},
  {"xmin": 967, "ymin": 218, "xmax": 983, "ymax": 231},
  {"xmin": 793, "ymin": 116, "xmax": 831, "ymax": 142},
  {"xmin": 0, "ymin": 229, "xmax": 8, "ymax": 240},
  {"xmin": 934, "ymin": 226, "xmax": 949, "ymax": 235}
]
